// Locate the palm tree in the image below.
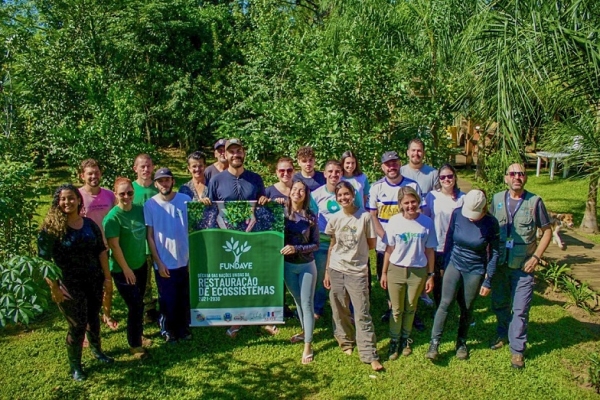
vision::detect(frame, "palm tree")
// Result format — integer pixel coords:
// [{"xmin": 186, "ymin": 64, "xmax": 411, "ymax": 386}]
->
[{"xmin": 463, "ymin": 0, "xmax": 600, "ymax": 230}]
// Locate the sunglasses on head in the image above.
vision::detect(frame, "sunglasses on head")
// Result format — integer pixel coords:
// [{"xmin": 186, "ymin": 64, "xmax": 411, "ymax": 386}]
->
[
  {"xmin": 278, "ymin": 168, "xmax": 294, "ymax": 174},
  {"xmin": 439, "ymin": 174, "xmax": 454, "ymax": 181},
  {"xmin": 507, "ymin": 171, "xmax": 525, "ymax": 177},
  {"xmin": 118, "ymin": 190, "xmax": 134, "ymax": 198}
]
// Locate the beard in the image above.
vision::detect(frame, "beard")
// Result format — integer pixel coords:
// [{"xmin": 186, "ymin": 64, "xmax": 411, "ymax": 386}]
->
[{"xmin": 159, "ymin": 186, "xmax": 173, "ymax": 196}]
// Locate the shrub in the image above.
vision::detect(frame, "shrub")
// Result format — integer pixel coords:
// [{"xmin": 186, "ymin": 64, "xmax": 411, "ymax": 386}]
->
[
  {"xmin": 539, "ymin": 262, "xmax": 571, "ymax": 291},
  {"xmin": 0, "ymin": 256, "xmax": 62, "ymax": 327},
  {"xmin": 562, "ymin": 277, "xmax": 595, "ymax": 314},
  {"xmin": 0, "ymin": 159, "xmax": 40, "ymax": 260}
]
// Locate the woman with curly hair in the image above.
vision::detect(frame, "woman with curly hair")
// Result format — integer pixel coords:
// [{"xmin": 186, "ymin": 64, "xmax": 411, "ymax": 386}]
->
[{"xmin": 38, "ymin": 184, "xmax": 114, "ymax": 381}]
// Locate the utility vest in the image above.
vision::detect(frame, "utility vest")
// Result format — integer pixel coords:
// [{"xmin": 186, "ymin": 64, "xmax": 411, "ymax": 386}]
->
[{"xmin": 491, "ymin": 191, "xmax": 540, "ymax": 269}]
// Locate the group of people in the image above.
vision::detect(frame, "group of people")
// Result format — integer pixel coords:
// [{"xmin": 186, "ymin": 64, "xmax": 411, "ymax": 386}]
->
[{"xmin": 38, "ymin": 137, "xmax": 553, "ymax": 380}]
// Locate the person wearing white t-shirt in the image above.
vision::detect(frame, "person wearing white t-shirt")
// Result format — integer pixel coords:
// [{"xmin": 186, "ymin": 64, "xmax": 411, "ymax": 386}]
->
[
  {"xmin": 144, "ymin": 168, "xmax": 192, "ymax": 343},
  {"xmin": 380, "ymin": 186, "xmax": 437, "ymax": 360},
  {"xmin": 367, "ymin": 151, "xmax": 421, "ymax": 322},
  {"xmin": 310, "ymin": 160, "xmax": 343, "ymax": 318},
  {"xmin": 323, "ymin": 181, "xmax": 383, "ymax": 372},
  {"xmin": 422, "ymin": 164, "xmax": 465, "ymax": 307}
]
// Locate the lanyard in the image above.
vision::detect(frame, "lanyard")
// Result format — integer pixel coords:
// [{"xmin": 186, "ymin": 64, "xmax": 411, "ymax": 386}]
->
[{"xmin": 505, "ymin": 191, "xmax": 524, "ymax": 236}]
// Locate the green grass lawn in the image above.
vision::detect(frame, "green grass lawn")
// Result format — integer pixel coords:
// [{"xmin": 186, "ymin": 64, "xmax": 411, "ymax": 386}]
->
[
  {"xmin": 4, "ymin": 156, "xmax": 599, "ymax": 399},
  {"xmin": 1, "ymin": 263, "xmax": 599, "ymax": 399}
]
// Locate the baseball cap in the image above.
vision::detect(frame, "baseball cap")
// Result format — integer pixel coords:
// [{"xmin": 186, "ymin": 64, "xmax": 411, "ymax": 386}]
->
[
  {"xmin": 214, "ymin": 138, "xmax": 226, "ymax": 149},
  {"xmin": 154, "ymin": 168, "xmax": 174, "ymax": 181},
  {"xmin": 225, "ymin": 138, "xmax": 243, "ymax": 150},
  {"xmin": 381, "ymin": 151, "xmax": 400, "ymax": 163},
  {"xmin": 462, "ymin": 190, "xmax": 487, "ymax": 219}
]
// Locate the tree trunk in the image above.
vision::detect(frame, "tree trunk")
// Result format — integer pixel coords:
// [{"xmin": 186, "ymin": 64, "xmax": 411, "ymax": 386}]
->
[{"xmin": 580, "ymin": 170, "xmax": 600, "ymax": 233}]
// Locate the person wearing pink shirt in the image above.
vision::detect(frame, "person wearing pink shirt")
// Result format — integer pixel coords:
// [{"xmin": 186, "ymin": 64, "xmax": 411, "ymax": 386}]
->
[{"xmin": 79, "ymin": 159, "xmax": 118, "ymax": 331}]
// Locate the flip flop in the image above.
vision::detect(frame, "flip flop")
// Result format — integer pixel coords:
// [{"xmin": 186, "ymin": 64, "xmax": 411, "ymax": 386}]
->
[
  {"xmin": 290, "ymin": 333, "xmax": 305, "ymax": 344},
  {"xmin": 302, "ymin": 353, "xmax": 314, "ymax": 364},
  {"xmin": 103, "ymin": 315, "xmax": 119, "ymax": 330},
  {"xmin": 263, "ymin": 325, "xmax": 279, "ymax": 336},
  {"xmin": 226, "ymin": 326, "xmax": 241, "ymax": 338}
]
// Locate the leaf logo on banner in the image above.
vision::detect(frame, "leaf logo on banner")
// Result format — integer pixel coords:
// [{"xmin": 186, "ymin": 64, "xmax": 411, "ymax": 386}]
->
[{"xmin": 222, "ymin": 237, "xmax": 252, "ymax": 263}]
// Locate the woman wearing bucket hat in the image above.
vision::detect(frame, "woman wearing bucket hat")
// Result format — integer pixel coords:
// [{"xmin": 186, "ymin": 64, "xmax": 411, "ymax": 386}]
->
[{"xmin": 426, "ymin": 189, "xmax": 500, "ymax": 361}]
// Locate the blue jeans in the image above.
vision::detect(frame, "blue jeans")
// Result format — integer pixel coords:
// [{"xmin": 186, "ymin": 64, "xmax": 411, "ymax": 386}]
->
[
  {"xmin": 313, "ymin": 240, "xmax": 330, "ymax": 316},
  {"xmin": 284, "ymin": 261, "xmax": 317, "ymax": 343},
  {"xmin": 491, "ymin": 265, "xmax": 534, "ymax": 355},
  {"xmin": 431, "ymin": 263, "xmax": 483, "ymax": 342}
]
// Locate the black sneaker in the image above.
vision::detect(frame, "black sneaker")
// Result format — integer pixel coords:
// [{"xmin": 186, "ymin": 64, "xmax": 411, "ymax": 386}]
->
[
  {"xmin": 388, "ymin": 339, "xmax": 400, "ymax": 361},
  {"xmin": 381, "ymin": 309, "xmax": 391, "ymax": 323},
  {"xmin": 456, "ymin": 341, "xmax": 469, "ymax": 360},
  {"xmin": 426, "ymin": 340, "xmax": 440, "ymax": 361},
  {"xmin": 413, "ymin": 316, "xmax": 425, "ymax": 332}
]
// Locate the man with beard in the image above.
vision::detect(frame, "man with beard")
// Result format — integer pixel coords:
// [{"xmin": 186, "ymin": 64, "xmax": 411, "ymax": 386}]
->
[
  {"xmin": 310, "ymin": 160, "xmax": 345, "ymax": 319},
  {"xmin": 207, "ymin": 139, "xmax": 273, "ymax": 338},
  {"xmin": 367, "ymin": 151, "xmax": 421, "ymax": 321},
  {"xmin": 204, "ymin": 138, "xmax": 228, "ymax": 182},
  {"xmin": 79, "ymin": 158, "xmax": 118, "ymax": 330},
  {"xmin": 79, "ymin": 159, "xmax": 116, "ymax": 240},
  {"xmin": 144, "ymin": 168, "xmax": 192, "ymax": 343},
  {"xmin": 490, "ymin": 163, "xmax": 551, "ymax": 369},
  {"xmin": 208, "ymin": 138, "xmax": 266, "ymax": 203},
  {"xmin": 400, "ymin": 139, "xmax": 438, "ymax": 195}
]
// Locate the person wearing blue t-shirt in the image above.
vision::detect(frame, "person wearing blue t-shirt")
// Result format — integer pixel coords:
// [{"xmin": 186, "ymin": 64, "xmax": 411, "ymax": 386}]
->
[{"xmin": 426, "ymin": 190, "xmax": 499, "ymax": 361}]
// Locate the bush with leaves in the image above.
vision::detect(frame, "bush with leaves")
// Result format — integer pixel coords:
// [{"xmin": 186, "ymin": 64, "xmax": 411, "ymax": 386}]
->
[
  {"xmin": 562, "ymin": 277, "xmax": 596, "ymax": 314},
  {"xmin": 0, "ymin": 256, "xmax": 62, "ymax": 327},
  {"xmin": 539, "ymin": 262, "xmax": 571, "ymax": 292},
  {"xmin": 0, "ymin": 159, "xmax": 40, "ymax": 260}
]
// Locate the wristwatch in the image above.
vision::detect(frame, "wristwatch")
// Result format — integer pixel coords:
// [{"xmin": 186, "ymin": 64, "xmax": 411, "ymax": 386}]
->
[{"xmin": 427, "ymin": 272, "xmax": 435, "ymax": 277}]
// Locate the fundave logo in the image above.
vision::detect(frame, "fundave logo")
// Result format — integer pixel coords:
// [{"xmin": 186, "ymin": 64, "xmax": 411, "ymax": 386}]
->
[{"xmin": 220, "ymin": 237, "xmax": 253, "ymax": 270}]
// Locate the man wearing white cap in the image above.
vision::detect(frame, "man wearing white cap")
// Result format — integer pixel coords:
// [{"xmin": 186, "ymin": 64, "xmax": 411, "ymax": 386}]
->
[{"xmin": 490, "ymin": 163, "xmax": 552, "ymax": 369}]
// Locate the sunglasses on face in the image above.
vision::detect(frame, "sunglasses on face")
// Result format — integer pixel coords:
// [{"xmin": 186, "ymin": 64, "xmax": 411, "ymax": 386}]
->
[
  {"xmin": 278, "ymin": 168, "xmax": 294, "ymax": 174},
  {"xmin": 118, "ymin": 191, "xmax": 134, "ymax": 198},
  {"xmin": 507, "ymin": 171, "xmax": 525, "ymax": 177},
  {"xmin": 439, "ymin": 174, "xmax": 454, "ymax": 181}
]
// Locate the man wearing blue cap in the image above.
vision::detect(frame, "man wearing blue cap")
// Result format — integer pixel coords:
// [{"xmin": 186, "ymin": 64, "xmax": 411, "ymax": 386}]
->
[
  {"xmin": 144, "ymin": 167, "xmax": 192, "ymax": 343},
  {"xmin": 204, "ymin": 138, "xmax": 229, "ymax": 182}
]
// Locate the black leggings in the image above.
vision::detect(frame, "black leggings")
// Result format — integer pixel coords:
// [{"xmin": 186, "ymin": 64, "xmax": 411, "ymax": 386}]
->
[
  {"xmin": 58, "ymin": 276, "xmax": 104, "ymax": 349},
  {"xmin": 112, "ymin": 265, "xmax": 148, "ymax": 348}
]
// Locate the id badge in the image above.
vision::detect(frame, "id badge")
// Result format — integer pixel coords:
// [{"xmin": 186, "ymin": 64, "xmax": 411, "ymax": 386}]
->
[{"xmin": 506, "ymin": 238, "xmax": 514, "ymax": 249}]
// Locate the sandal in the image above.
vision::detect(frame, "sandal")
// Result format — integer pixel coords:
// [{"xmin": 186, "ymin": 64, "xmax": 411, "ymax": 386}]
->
[
  {"xmin": 302, "ymin": 352, "xmax": 314, "ymax": 364},
  {"xmin": 290, "ymin": 333, "xmax": 305, "ymax": 344},
  {"xmin": 263, "ymin": 325, "xmax": 279, "ymax": 336},
  {"xmin": 226, "ymin": 326, "xmax": 241, "ymax": 338},
  {"xmin": 103, "ymin": 314, "xmax": 119, "ymax": 330}
]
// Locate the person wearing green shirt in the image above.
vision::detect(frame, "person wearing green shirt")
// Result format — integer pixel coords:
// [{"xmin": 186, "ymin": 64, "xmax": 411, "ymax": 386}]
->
[
  {"xmin": 103, "ymin": 177, "xmax": 149, "ymax": 359},
  {"xmin": 132, "ymin": 153, "xmax": 159, "ymax": 323}
]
